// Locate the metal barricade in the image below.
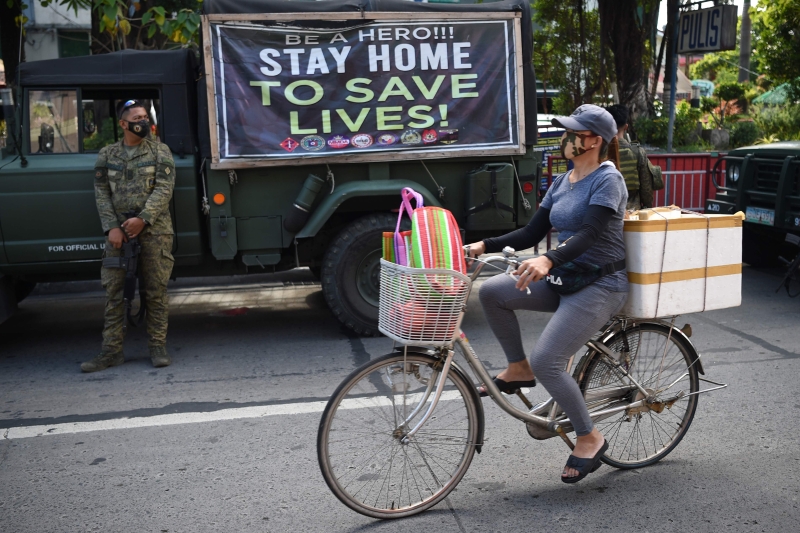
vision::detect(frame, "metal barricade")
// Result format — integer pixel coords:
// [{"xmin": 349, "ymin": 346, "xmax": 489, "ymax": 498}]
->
[
  {"xmin": 539, "ymin": 152, "xmax": 727, "ymax": 214},
  {"xmin": 649, "ymin": 153, "xmax": 726, "ymax": 211}
]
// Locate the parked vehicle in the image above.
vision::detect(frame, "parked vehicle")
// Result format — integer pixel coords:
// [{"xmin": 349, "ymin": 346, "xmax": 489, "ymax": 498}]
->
[
  {"xmin": 706, "ymin": 141, "xmax": 800, "ymax": 266},
  {"xmin": 0, "ymin": 0, "xmax": 542, "ymax": 332}
]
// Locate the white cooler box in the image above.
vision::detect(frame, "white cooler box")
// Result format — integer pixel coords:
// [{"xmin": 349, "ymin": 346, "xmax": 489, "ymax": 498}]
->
[{"xmin": 620, "ymin": 208, "xmax": 743, "ymax": 318}]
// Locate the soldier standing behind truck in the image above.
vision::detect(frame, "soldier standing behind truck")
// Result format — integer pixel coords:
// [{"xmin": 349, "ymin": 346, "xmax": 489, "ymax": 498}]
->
[
  {"xmin": 606, "ymin": 105, "xmax": 663, "ymax": 210},
  {"xmin": 81, "ymin": 100, "xmax": 176, "ymax": 373}
]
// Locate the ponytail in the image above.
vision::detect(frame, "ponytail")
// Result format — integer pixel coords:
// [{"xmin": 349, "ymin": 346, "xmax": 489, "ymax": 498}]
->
[{"xmin": 599, "ymin": 137, "xmax": 621, "ymax": 170}]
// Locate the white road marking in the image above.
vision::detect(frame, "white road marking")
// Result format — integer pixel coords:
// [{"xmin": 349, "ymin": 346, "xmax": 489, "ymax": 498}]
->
[{"xmin": 1, "ymin": 392, "xmax": 463, "ymax": 440}]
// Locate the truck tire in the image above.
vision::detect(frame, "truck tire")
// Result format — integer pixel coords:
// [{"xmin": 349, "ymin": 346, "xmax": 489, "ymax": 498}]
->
[{"xmin": 321, "ymin": 213, "xmax": 402, "ymax": 336}]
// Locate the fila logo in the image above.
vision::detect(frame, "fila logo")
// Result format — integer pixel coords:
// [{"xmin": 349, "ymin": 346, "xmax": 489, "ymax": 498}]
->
[{"xmin": 546, "ymin": 275, "xmax": 563, "ymax": 285}]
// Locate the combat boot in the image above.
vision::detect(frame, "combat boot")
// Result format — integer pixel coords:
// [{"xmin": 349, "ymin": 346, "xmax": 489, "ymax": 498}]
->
[
  {"xmin": 150, "ymin": 346, "xmax": 171, "ymax": 368},
  {"xmin": 81, "ymin": 352, "xmax": 124, "ymax": 373}
]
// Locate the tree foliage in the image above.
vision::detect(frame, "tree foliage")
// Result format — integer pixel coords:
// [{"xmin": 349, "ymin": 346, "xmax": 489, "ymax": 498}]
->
[
  {"xmin": 752, "ymin": 0, "xmax": 800, "ymax": 99},
  {"xmin": 634, "ymin": 100, "xmax": 702, "ymax": 148},
  {"xmin": 10, "ymin": 0, "xmax": 202, "ymax": 52},
  {"xmin": 690, "ymin": 50, "xmax": 742, "ymax": 85},
  {"xmin": 701, "ymin": 81, "xmax": 746, "ymax": 129},
  {"xmin": 531, "ymin": 0, "xmax": 610, "ymax": 115},
  {"xmin": 689, "ymin": 13, "xmax": 762, "ymax": 85},
  {"xmin": 752, "ymin": 104, "xmax": 800, "ymax": 142},
  {"xmin": 597, "ymin": 0, "xmax": 660, "ymax": 121},
  {"xmin": 692, "ymin": 1, "xmax": 800, "ymax": 99}
]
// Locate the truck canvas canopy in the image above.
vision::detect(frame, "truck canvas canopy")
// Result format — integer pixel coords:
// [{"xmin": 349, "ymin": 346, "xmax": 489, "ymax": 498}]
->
[{"xmin": 202, "ymin": 0, "xmax": 536, "ymax": 169}]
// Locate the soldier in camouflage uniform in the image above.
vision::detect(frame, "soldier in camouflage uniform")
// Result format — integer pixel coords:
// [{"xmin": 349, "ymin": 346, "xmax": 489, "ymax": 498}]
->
[
  {"xmin": 81, "ymin": 100, "xmax": 176, "ymax": 372},
  {"xmin": 607, "ymin": 105, "xmax": 655, "ymax": 210}
]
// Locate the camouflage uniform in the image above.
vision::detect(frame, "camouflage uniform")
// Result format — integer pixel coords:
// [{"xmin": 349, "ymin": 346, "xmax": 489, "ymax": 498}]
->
[
  {"xmin": 94, "ymin": 137, "xmax": 175, "ymax": 357},
  {"xmin": 618, "ymin": 138, "xmax": 654, "ymax": 210}
]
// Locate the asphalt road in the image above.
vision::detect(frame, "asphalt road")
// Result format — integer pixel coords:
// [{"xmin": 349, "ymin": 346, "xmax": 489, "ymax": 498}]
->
[{"xmin": 1, "ymin": 266, "xmax": 798, "ymax": 532}]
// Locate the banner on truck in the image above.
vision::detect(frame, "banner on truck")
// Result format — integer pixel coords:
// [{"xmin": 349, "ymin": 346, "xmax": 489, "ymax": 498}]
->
[{"xmin": 203, "ymin": 13, "xmax": 525, "ymax": 168}]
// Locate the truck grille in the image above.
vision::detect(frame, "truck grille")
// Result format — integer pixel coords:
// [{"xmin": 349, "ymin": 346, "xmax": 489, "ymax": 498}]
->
[{"xmin": 753, "ymin": 160, "xmax": 783, "ymax": 192}]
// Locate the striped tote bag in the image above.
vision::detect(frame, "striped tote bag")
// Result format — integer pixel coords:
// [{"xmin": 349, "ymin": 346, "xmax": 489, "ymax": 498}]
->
[{"xmin": 408, "ymin": 206, "xmax": 467, "ymax": 274}]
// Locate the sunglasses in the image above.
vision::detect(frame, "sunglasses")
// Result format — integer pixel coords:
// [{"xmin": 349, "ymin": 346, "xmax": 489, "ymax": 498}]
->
[{"xmin": 563, "ymin": 129, "xmax": 599, "ymax": 141}]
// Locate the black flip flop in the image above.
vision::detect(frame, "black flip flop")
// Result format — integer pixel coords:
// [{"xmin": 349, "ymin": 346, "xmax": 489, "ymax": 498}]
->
[
  {"xmin": 561, "ymin": 440, "xmax": 609, "ymax": 484},
  {"xmin": 477, "ymin": 376, "xmax": 537, "ymax": 397}
]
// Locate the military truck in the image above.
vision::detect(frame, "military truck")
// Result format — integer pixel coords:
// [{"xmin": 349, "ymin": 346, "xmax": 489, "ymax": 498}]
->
[
  {"xmin": 0, "ymin": 0, "xmax": 542, "ymax": 332},
  {"xmin": 706, "ymin": 141, "xmax": 800, "ymax": 266}
]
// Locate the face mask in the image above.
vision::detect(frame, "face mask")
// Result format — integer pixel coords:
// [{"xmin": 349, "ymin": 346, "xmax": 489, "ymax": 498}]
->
[
  {"xmin": 560, "ymin": 132, "xmax": 588, "ymax": 160},
  {"xmin": 126, "ymin": 119, "xmax": 150, "ymax": 138}
]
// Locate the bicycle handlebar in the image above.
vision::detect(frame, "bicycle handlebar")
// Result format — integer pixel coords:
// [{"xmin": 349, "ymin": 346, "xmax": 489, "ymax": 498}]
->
[{"xmin": 464, "ymin": 246, "xmax": 522, "ymax": 282}]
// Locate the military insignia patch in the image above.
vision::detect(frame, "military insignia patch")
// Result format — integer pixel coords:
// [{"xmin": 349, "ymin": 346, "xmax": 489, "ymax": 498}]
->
[
  {"xmin": 438, "ymin": 129, "xmax": 459, "ymax": 144},
  {"xmin": 422, "ymin": 129, "xmax": 438, "ymax": 144},
  {"xmin": 400, "ymin": 130, "xmax": 422, "ymax": 145},
  {"xmin": 377, "ymin": 133, "xmax": 397, "ymax": 146},
  {"xmin": 327, "ymin": 135, "xmax": 351, "ymax": 149},
  {"xmin": 95, "ymin": 171, "xmax": 103, "ymax": 178},
  {"xmin": 300, "ymin": 135, "xmax": 326, "ymax": 151},
  {"xmin": 165, "ymin": 167, "xmax": 171, "ymax": 175},
  {"xmin": 351, "ymin": 133, "xmax": 373, "ymax": 148},
  {"xmin": 280, "ymin": 138, "xmax": 300, "ymax": 152}
]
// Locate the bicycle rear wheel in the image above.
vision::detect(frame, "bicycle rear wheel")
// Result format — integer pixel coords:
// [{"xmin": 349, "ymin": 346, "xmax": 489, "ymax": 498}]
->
[
  {"xmin": 576, "ymin": 323, "xmax": 699, "ymax": 469},
  {"xmin": 317, "ymin": 351, "xmax": 480, "ymax": 519}
]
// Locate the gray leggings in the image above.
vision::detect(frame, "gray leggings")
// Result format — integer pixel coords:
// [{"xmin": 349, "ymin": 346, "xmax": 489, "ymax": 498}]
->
[{"xmin": 479, "ymin": 275, "xmax": 628, "ymax": 436}]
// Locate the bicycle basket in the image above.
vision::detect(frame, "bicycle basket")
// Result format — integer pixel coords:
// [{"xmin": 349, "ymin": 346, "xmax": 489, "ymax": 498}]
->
[{"xmin": 378, "ymin": 259, "xmax": 472, "ymax": 346}]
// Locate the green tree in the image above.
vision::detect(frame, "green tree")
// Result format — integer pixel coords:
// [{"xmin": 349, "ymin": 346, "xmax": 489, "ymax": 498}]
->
[
  {"xmin": 531, "ymin": 0, "xmax": 611, "ymax": 115},
  {"xmin": 752, "ymin": 0, "xmax": 800, "ymax": 99},
  {"xmin": 634, "ymin": 100, "xmax": 702, "ymax": 149},
  {"xmin": 690, "ymin": 50, "xmax": 742, "ymax": 85},
  {"xmin": 701, "ymin": 81, "xmax": 746, "ymax": 129},
  {"xmin": 597, "ymin": 0, "xmax": 660, "ymax": 121},
  {"xmin": 690, "ymin": 12, "xmax": 762, "ymax": 85},
  {"xmin": 16, "ymin": 1, "xmax": 203, "ymax": 53},
  {"xmin": 0, "ymin": 1, "xmax": 25, "ymax": 85}
]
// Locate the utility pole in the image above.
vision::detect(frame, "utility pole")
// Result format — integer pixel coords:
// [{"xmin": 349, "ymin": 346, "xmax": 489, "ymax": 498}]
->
[
  {"xmin": 666, "ymin": 0, "xmax": 680, "ymax": 153},
  {"xmin": 738, "ymin": 0, "xmax": 752, "ymax": 83}
]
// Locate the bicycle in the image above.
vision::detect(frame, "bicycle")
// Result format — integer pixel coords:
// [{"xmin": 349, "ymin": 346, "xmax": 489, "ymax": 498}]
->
[
  {"xmin": 317, "ymin": 247, "xmax": 727, "ymax": 519},
  {"xmin": 776, "ymin": 250, "xmax": 800, "ymax": 297}
]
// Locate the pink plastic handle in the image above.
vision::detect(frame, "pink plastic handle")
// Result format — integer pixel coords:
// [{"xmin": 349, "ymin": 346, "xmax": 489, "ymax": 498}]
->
[{"xmin": 394, "ymin": 188, "xmax": 423, "ymax": 265}]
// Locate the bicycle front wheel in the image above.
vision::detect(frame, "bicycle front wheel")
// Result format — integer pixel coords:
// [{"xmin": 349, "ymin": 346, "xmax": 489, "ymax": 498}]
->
[
  {"xmin": 577, "ymin": 323, "xmax": 700, "ymax": 469},
  {"xmin": 317, "ymin": 351, "xmax": 480, "ymax": 519}
]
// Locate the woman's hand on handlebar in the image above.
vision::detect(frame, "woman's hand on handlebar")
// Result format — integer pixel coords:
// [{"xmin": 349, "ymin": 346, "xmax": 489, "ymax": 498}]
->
[
  {"xmin": 465, "ymin": 241, "xmax": 486, "ymax": 266},
  {"xmin": 513, "ymin": 256, "xmax": 553, "ymax": 291}
]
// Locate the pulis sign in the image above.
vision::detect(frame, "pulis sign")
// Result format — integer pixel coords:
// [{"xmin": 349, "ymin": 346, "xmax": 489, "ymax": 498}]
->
[{"xmin": 677, "ymin": 5, "xmax": 737, "ymax": 54}]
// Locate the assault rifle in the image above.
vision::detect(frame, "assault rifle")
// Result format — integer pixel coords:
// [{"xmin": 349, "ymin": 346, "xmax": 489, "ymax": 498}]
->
[{"xmin": 102, "ymin": 210, "xmax": 146, "ymax": 329}]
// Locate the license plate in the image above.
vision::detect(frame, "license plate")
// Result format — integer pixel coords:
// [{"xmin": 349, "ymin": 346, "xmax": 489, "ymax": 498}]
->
[{"xmin": 745, "ymin": 206, "xmax": 775, "ymax": 226}]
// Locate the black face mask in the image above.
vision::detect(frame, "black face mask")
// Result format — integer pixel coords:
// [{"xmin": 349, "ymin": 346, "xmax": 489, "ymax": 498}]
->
[{"xmin": 125, "ymin": 119, "xmax": 150, "ymax": 138}]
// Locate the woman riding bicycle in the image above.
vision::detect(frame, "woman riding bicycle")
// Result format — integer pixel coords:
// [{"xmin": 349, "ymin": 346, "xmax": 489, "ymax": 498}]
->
[{"xmin": 467, "ymin": 104, "xmax": 629, "ymax": 483}]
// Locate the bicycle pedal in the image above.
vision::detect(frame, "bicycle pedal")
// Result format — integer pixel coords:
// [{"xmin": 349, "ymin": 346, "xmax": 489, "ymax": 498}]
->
[{"xmin": 514, "ymin": 390, "xmax": 533, "ymax": 409}]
